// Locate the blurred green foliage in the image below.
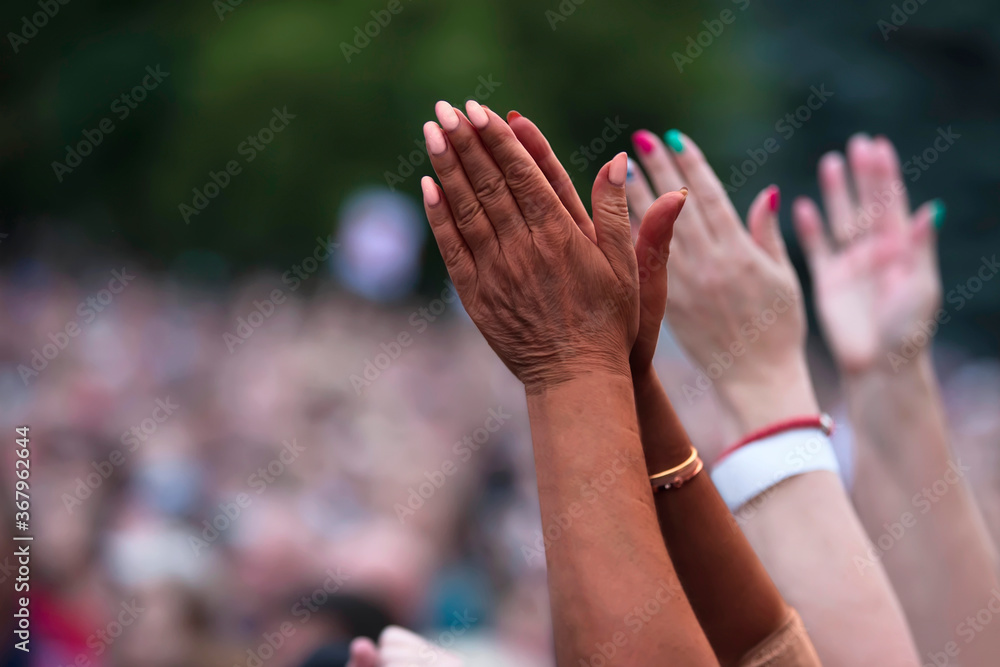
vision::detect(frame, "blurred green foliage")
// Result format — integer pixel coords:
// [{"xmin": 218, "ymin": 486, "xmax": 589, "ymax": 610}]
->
[{"xmin": 1, "ymin": 0, "xmax": 999, "ymax": 350}]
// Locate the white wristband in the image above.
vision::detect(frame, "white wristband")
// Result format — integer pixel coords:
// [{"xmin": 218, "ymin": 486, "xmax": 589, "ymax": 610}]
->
[{"xmin": 710, "ymin": 428, "xmax": 841, "ymax": 512}]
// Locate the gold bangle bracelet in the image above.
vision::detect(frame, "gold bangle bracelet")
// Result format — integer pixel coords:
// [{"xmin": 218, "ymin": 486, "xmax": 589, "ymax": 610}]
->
[
  {"xmin": 649, "ymin": 448, "xmax": 699, "ymax": 483},
  {"xmin": 649, "ymin": 448, "xmax": 703, "ymax": 492}
]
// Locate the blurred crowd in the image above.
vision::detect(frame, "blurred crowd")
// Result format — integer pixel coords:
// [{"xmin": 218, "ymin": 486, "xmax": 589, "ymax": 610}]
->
[{"xmin": 2, "ymin": 254, "xmax": 1000, "ymax": 666}]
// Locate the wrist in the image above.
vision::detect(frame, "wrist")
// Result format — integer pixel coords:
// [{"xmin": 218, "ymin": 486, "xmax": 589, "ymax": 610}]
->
[
  {"xmin": 630, "ymin": 363, "xmax": 700, "ymax": 472},
  {"xmin": 715, "ymin": 356, "xmax": 820, "ymax": 436},
  {"xmin": 523, "ymin": 350, "xmax": 632, "ymax": 396},
  {"xmin": 842, "ymin": 347, "xmax": 933, "ymax": 385}
]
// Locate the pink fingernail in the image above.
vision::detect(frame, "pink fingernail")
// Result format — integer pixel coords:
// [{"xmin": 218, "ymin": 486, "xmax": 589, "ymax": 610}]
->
[
  {"xmin": 632, "ymin": 131, "xmax": 655, "ymax": 155},
  {"xmin": 421, "ymin": 176, "xmax": 440, "ymax": 207},
  {"xmin": 609, "ymin": 153, "xmax": 627, "ymax": 186},
  {"xmin": 434, "ymin": 100, "xmax": 460, "ymax": 132},
  {"xmin": 466, "ymin": 100, "xmax": 489, "ymax": 129},
  {"xmin": 423, "ymin": 122, "xmax": 447, "ymax": 155},
  {"xmin": 769, "ymin": 186, "xmax": 780, "ymax": 213}
]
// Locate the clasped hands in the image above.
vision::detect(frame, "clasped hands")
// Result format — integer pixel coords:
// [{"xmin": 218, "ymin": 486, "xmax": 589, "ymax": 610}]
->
[{"xmin": 421, "ymin": 100, "xmax": 686, "ymax": 395}]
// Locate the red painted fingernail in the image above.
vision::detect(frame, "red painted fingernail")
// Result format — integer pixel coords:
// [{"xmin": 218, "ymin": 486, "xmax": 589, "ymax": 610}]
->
[
  {"xmin": 632, "ymin": 131, "xmax": 655, "ymax": 155},
  {"xmin": 769, "ymin": 186, "xmax": 780, "ymax": 213},
  {"xmin": 507, "ymin": 110, "xmax": 522, "ymax": 122}
]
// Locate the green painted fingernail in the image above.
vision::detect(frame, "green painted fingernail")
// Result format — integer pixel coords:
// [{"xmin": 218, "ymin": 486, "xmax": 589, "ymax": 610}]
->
[
  {"xmin": 664, "ymin": 129, "xmax": 684, "ymax": 153},
  {"xmin": 931, "ymin": 199, "xmax": 945, "ymax": 229}
]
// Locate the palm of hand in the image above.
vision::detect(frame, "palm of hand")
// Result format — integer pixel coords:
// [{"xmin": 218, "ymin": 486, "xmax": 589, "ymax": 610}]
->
[{"xmin": 813, "ymin": 230, "xmax": 940, "ymax": 373}]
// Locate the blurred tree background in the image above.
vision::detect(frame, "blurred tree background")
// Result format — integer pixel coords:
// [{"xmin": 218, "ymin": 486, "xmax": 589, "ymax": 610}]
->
[{"xmin": 1, "ymin": 0, "xmax": 998, "ymax": 352}]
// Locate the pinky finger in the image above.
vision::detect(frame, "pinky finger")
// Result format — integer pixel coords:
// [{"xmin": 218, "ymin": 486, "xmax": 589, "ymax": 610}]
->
[
  {"xmin": 792, "ymin": 196, "xmax": 833, "ymax": 275},
  {"xmin": 422, "ymin": 176, "xmax": 477, "ymax": 290}
]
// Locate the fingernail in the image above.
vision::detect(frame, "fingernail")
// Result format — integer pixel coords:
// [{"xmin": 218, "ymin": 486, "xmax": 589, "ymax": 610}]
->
[
  {"xmin": 466, "ymin": 100, "xmax": 489, "ymax": 129},
  {"xmin": 664, "ymin": 129, "xmax": 684, "ymax": 153},
  {"xmin": 931, "ymin": 199, "xmax": 945, "ymax": 229},
  {"xmin": 421, "ymin": 176, "xmax": 440, "ymax": 207},
  {"xmin": 609, "ymin": 153, "xmax": 627, "ymax": 187},
  {"xmin": 507, "ymin": 110, "xmax": 522, "ymax": 122},
  {"xmin": 626, "ymin": 158, "xmax": 636, "ymax": 181},
  {"xmin": 423, "ymin": 122, "xmax": 447, "ymax": 155},
  {"xmin": 632, "ymin": 130, "xmax": 655, "ymax": 155},
  {"xmin": 679, "ymin": 186, "xmax": 689, "ymax": 197},
  {"xmin": 434, "ymin": 100, "xmax": 460, "ymax": 132},
  {"xmin": 769, "ymin": 186, "xmax": 780, "ymax": 213}
]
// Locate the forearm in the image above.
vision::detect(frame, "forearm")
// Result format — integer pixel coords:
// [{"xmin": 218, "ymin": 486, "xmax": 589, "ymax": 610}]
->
[
  {"xmin": 847, "ymin": 352, "xmax": 1000, "ymax": 663},
  {"xmin": 716, "ymin": 367, "xmax": 920, "ymax": 666},
  {"xmin": 634, "ymin": 366, "xmax": 787, "ymax": 667},
  {"xmin": 526, "ymin": 371, "xmax": 716, "ymax": 666}
]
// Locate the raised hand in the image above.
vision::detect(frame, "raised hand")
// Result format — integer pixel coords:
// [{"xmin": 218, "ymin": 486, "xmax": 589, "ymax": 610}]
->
[
  {"xmin": 421, "ymin": 101, "xmax": 639, "ymax": 393},
  {"xmin": 792, "ymin": 134, "xmax": 942, "ymax": 374},
  {"xmin": 421, "ymin": 105, "xmax": 718, "ymax": 665},
  {"xmin": 628, "ymin": 129, "xmax": 813, "ymax": 434}
]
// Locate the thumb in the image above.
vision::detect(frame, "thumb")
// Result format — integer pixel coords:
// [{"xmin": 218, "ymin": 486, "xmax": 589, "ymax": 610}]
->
[
  {"xmin": 346, "ymin": 637, "xmax": 378, "ymax": 667},
  {"xmin": 592, "ymin": 152, "xmax": 636, "ymax": 279},
  {"xmin": 636, "ymin": 189, "xmax": 687, "ymax": 293},
  {"xmin": 634, "ymin": 190, "xmax": 687, "ymax": 353}
]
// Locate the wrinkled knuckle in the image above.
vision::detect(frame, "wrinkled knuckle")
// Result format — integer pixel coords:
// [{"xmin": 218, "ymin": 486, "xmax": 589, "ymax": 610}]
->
[
  {"xmin": 453, "ymin": 197, "xmax": 485, "ymax": 229},
  {"xmin": 473, "ymin": 174, "xmax": 508, "ymax": 206},
  {"xmin": 505, "ymin": 161, "xmax": 538, "ymax": 192},
  {"xmin": 439, "ymin": 238, "xmax": 467, "ymax": 269},
  {"xmin": 436, "ymin": 158, "xmax": 463, "ymax": 181}
]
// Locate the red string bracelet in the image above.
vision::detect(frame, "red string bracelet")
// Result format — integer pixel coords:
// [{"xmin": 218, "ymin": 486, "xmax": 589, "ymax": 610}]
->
[{"xmin": 714, "ymin": 414, "xmax": 834, "ymax": 466}]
